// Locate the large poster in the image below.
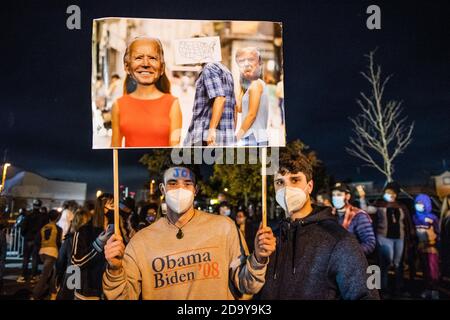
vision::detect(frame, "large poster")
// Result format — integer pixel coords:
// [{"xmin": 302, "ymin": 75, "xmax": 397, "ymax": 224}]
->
[{"xmin": 92, "ymin": 18, "xmax": 285, "ymax": 149}]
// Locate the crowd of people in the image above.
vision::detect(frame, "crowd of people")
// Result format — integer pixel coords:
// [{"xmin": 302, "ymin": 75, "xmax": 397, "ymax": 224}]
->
[
  {"xmin": 1, "ymin": 150, "xmax": 449, "ymax": 300},
  {"xmin": 315, "ymin": 182, "xmax": 450, "ymax": 299}
]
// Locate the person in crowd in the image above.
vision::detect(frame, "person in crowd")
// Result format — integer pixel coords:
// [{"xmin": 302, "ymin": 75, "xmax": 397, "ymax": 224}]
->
[
  {"xmin": 0, "ymin": 213, "xmax": 8, "ymax": 294},
  {"xmin": 84, "ymin": 201, "xmax": 96, "ymax": 216},
  {"xmin": 31, "ymin": 209, "xmax": 62, "ymax": 300},
  {"xmin": 440, "ymin": 195, "xmax": 450, "ymax": 279},
  {"xmin": 258, "ymin": 150, "xmax": 379, "ymax": 300},
  {"xmin": 17, "ymin": 199, "xmax": 43, "ymax": 283},
  {"xmin": 55, "ymin": 207, "xmax": 92, "ymax": 300},
  {"xmin": 14, "ymin": 207, "xmax": 27, "ymax": 229},
  {"xmin": 127, "ymin": 203, "xmax": 159, "ymax": 239},
  {"xmin": 184, "ymin": 36, "xmax": 236, "ymax": 147},
  {"xmin": 234, "ymin": 208, "xmax": 258, "ymax": 253},
  {"xmin": 412, "ymin": 194, "xmax": 440, "ymax": 299},
  {"xmin": 331, "ymin": 182, "xmax": 376, "ymax": 256},
  {"xmin": 218, "ymin": 201, "xmax": 232, "ymax": 217},
  {"xmin": 39, "ymin": 206, "xmax": 49, "ymax": 225},
  {"xmin": 57, "ymin": 201, "xmax": 78, "ymax": 241},
  {"xmin": 235, "ymin": 47, "xmax": 269, "ymax": 146},
  {"xmin": 111, "ymin": 37, "xmax": 182, "ymax": 147},
  {"xmin": 103, "ymin": 164, "xmax": 275, "ymax": 299},
  {"xmin": 119, "ymin": 197, "xmax": 135, "ymax": 239},
  {"xmin": 357, "ymin": 182, "xmax": 416, "ymax": 297},
  {"xmin": 315, "ymin": 189, "xmax": 332, "ymax": 207},
  {"xmin": 70, "ymin": 195, "xmax": 115, "ymax": 299}
]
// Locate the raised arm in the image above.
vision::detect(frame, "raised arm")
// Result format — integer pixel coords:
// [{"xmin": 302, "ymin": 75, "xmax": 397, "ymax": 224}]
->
[
  {"xmin": 103, "ymin": 235, "xmax": 142, "ymax": 300},
  {"xmin": 228, "ymin": 221, "xmax": 275, "ymax": 296}
]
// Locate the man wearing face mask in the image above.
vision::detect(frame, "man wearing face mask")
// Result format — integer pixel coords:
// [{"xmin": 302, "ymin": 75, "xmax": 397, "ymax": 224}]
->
[
  {"xmin": 259, "ymin": 151, "xmax": 379, "ymax": 300},
  {"xmin": 357, "ymin": 182, "xmax": 415, "ymax": 297},
  {"xmin": 103, "ymin": 165, "xmax": 276, "ymax": 299},
  {"xmin": 331, "ymin": 182, "xmax": 376, "ymax": 256}
]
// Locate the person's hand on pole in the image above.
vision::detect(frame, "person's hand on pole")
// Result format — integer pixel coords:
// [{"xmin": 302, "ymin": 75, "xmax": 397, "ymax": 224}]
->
[
  {"xmin": 254, "ymin": 225, "xmax": 276, "ymax": 264},
  {"xmin": 105, "ymin": 234, "xmax": 125, "ymax": 275}
]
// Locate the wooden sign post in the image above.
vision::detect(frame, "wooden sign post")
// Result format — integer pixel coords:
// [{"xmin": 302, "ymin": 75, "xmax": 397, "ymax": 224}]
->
[
  {"xmin": 261, "ymin": 147, "xmax": 267, "ymax": 228},
  {"xmin": 113, "ymin": 149, "xmax": 120, "ymax": 236}
]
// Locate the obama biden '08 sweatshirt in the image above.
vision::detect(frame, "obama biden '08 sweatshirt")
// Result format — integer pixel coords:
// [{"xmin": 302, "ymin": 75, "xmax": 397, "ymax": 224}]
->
[{"xmin": 103, "ymin": 210, "xmax": 267, "ymax": 300}]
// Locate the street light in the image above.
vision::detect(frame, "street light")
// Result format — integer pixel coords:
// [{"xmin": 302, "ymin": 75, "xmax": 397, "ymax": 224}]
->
[
  {"xmin": 224, "ymin": 188, "xmax": 229, "ymax": 192},
  {"xmin": 1, "ymin": 163, "xmax": 11, "ymax": 193},
  {"xmin": 96, "ymin": 190, "xmax": 103, "ymax": 198}
]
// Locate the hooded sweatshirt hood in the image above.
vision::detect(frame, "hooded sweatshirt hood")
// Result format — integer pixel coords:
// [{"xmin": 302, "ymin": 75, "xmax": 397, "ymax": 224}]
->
[{"xmin": 415, "ymin": 193, "xmax": 432, "ymax": 214}]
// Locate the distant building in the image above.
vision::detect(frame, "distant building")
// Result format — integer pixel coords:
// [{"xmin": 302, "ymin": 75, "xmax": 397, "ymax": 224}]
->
[{"xmin": 1, "ymin": 171, "xmax": 86, "ymax": 212}]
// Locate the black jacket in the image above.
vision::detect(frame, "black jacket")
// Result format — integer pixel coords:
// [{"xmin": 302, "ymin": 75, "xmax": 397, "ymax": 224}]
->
[
  {"xmin": 21, "ymin": 210, "xmax": 39, "ymax": 241},
  {"xmin": 55, "ymin": 232, "xmax": 75, "ymax": 300},
  {"xmin": 259, "ymin": 206, "xmax": 379, "ymax": 300},
  {"xmin": 71, "ymin": 221, "xmax": 105, "ymax": 299}
]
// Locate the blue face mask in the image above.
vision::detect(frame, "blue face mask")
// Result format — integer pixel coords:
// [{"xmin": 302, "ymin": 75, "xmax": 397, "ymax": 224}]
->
[
  {"xmin": 383, "ymin": 193, "xmax": 394, "ymax": 202},
  {"xmin": 332, "ymin": 196, "xmax": 346, "ymax": 210},
  {"xmin": 415, "ymin": 204, "xmax": 425, "ymax": 213}
]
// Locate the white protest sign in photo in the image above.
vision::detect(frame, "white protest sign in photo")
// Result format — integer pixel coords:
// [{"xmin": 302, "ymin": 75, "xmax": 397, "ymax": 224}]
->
[{"xmin": 173, "ymin": 36, "xmax": 222, "ymax": 65}]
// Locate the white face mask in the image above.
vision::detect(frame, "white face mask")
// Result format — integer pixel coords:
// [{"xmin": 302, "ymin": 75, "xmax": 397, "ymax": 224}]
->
[
  {"xmin": 164, "ymin": 188, "xmax": 194, "ymax": 215},
  {"xmin": 332, "ymin": 196, "xmax": 346, "ymax": 210},
  {"xmin": 276, "ymin": 186, "xmax": 309, "ymax": 218},
  {"xmin": 415, "ymin": 204, "xmax": 425, "ymax": 213},
  {"xmin": 383, "ymin": 193, "xmax": 394, "ymax": 202}
]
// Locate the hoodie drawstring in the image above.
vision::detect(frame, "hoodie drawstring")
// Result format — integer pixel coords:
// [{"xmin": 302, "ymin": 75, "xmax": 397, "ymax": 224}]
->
[
  {"xmin": 273, "ymin": 220, "xmax": 288, "ymax": 280},
  {"xmin": 292, "ymin": 221, "xmax": 300, "ymax": 274}
]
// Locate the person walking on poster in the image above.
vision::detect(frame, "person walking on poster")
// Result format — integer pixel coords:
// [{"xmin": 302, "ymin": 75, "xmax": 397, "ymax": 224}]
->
[{"xmin": 183, "ymin": 36, "xmax": 236, "ymax": 147}]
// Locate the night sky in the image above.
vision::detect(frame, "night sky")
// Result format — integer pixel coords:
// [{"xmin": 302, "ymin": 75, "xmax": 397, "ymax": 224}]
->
[{"xmin": 1, "ymin": 0, "xmax": 449, "ymax": 199}]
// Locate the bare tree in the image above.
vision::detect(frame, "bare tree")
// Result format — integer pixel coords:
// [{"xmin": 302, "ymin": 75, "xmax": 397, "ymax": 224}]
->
[{"xmin": 346, "ymin": 49, "xmax": 414, "ymax": 182}]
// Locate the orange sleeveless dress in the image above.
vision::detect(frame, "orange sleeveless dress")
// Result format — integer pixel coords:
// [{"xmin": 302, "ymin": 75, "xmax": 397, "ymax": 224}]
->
[{"xmin": 117, "ymin": 94, "xmax": 176, "ymax": 147}]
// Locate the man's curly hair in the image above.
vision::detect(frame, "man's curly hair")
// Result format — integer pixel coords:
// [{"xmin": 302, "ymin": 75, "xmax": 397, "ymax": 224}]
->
[{"xmin": 278, "ymin": 148, "xmax": 313, "ymax": 182}]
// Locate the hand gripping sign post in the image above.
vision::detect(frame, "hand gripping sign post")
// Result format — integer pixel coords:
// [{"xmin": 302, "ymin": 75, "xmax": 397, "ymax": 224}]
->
[
  {"xmin": 113, "ymin": 149, "xmax": 120, "ymax": 236},
  {"xmin": 261, "ymin": 147, "xmax": 267, "ymax": 228}
]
